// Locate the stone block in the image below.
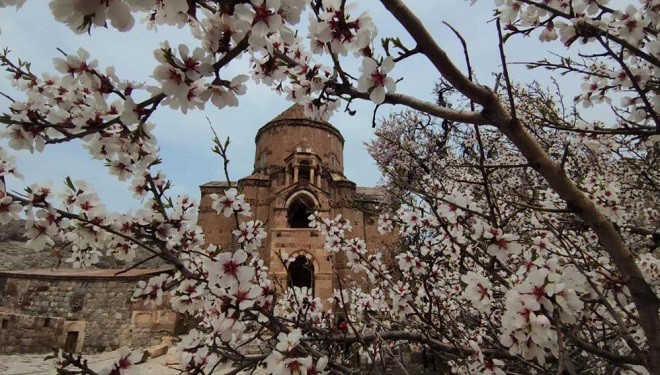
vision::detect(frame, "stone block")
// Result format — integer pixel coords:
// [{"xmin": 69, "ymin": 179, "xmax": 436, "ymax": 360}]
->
[
  {"xmin": 132, "ymin": 311, "xmax": 155, "ymax": 327},
  {"xmin": 145, "ymin": 343, "xmax": 169, "ymax": 358},
  {"xmin": 165, "ymin": 346, "xmax": 182, "ymax": 365}
]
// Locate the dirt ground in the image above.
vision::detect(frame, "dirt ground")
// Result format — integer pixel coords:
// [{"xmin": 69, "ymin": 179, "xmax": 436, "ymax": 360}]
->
[{"xmin": 0, "ymin": 349, "xmax": 183, "ymax": 375}]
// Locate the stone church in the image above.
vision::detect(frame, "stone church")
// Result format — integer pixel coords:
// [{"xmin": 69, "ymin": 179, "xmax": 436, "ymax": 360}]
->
[{"xmin": 197, "ymin": 105, "xmax": 392, "ymax": 302}]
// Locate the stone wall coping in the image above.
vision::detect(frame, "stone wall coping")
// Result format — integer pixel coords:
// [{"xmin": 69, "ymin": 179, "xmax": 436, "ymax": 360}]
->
[
  {"xmin": 271, "ymin": 227, "xmax": 317, "ymax": 232},
  {"xmin": 0, "ymin": 268, "xmax": 172, "ymax": 280}
]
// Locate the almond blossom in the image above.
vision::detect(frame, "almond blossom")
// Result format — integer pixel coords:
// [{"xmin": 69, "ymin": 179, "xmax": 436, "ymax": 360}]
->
[
  {"xmin": 210, "ymin": 188, "xmax": 251, "ymax": 217},
  {"xmin": 209, "ymin": 249, "xmax": 255, "ymax": 286},
  {"xmin": 357, "ymin": 56, "xmax": 396, "ymax": 104}
]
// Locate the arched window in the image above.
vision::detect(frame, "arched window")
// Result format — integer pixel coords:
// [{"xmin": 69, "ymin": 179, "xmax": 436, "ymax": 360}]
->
[
  {"xmin": 287, "ymin": 192, "xmax": 316, "ymax": 228},
  {"xmin": 299, "ymin": 160, "xmax": 311, "ymax": 181},
  {"xmin": 288, "ymin": 255, "xmax": 314, "ymax": 293}
]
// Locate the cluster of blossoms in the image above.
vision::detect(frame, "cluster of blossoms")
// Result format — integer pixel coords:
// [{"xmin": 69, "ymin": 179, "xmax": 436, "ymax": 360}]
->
[
  {"xmin": 0, "ymin": 148, "xmax": 23, "ymax": 224},
  {"xmin": 365, "ymin": 101, "xmax": 658, "ymax": 372},
  {"xmin": 0, "ymin": 0, "xmax": 658, "ymax": 374},
  {"xmin": 494, "ymin": 0, "xmax": 658, "ymax": 126},
  {"xmin": 210, "ymin": 187, "xmax": 251, "ymax": 217},
  {"xmin": 500, "ymin": 262, "xmax": 587, "ymax": 363}
]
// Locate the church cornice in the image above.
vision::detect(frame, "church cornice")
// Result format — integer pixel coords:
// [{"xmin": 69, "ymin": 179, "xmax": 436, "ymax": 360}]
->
[{"xmin": 255, "ymin": 119, "xmax": 345, "ymax": 145}]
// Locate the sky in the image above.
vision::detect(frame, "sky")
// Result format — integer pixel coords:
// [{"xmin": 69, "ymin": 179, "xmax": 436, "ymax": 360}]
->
[{"xmin": 0, "ymin": 0, "xmax": 575, "ymax": 213}]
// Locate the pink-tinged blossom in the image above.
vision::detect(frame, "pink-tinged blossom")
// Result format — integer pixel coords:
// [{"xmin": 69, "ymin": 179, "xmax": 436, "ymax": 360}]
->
[
  {"xmin": 461, "ymin": 271, "xmax": 493, "ymax": 313},
  {"xmin": 612, "ymin": 4, "xmax": 647, "ymax": 44},
  {"xmin": 377, "ymin": 213, "xmax": 393, "ymax": 234},
  {"xmin": 25, "ymin": 212, "xmax": 58, "ymax": 251},
  {"xmin": 98, "ymin": 346, "xmax": 142, "ymax": 375},
  {"xmin": 49, "ymin": 0, "xmax": 138, "ymax": 33},
  {"xmin": 483, "ymin": 228, "xmax": 522, "ymax": 262},
  {"xmin": 232, "ymin": 220, "xmax": 267, "ymax": 253},
  {"xmin": 66, "ymin": 245, "xmax": 102, "ymax": 268},
  {"xmin": 106, "ymin": 241, "xmax": 137, "ymax": 263},
  {"xmin": 205, "ymin": 75, "xmax": 249, "ymax": 109},
  {"xmin": 315, "ymin": 0, "xmax": 376, "ymax": 56},
  {"xmin": 228, "ymin": 281, "xmax": 261, "ymax": 310},
  {"xmin": 184, "ymin": 346, "xmax": 219, "ymax": 374},
  {"xmin": 275, "ymin": 329, "xmax": 303, "ymax": 352},
  {"xmin": 307, "ymin": 356, "xmax": 329, "ymax": 375},
  {"xmin": 235, "ymin": 0, "xmax": 284, "ymax": 48},
  {"xmin": 175, "ymin": 44, "xmax": 214, "ymax": 81},
  {"xmin": 539, "ymin": 21, "xmax": 558, "ymax": 42},
  {"xmin": 357, "ymin": 57, "xmax": 396, "ymax": 104},
  {"xmin": 0, "ymin": 147, "xmax": 22, "ymax": 180},
  {"xmin": 210, "ymin": 188, "xmax": 251, "ymax": 217},
  {"xmin": 53, "ymin": 48, "xmax": 97, "ymax": 77},
  {"xmin": 0, "ymin": 194, "xmax": 22, "ymax": 225},
  {"xmin": 210, "ymin": 249, "xmax": 255, "ymax": 286},
  {"xmin": 132, "ymin": 273, "xmax": 169, "ymax": 307},
  {"xmin": 200, "ymin": 13, "xmax": 250, "ymax": 54},
  {"xmin": 171, "ymin": 279, "xmax": 205, "ymax": 314}
]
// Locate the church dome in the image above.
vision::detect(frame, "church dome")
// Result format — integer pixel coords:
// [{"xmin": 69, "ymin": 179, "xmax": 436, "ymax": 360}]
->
[{"xmin": 253, "ymin": 104, "xmax": 345, "ymax": 173}]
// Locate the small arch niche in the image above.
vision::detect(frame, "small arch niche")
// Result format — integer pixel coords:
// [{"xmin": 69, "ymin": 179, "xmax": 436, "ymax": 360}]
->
[
  {"xmin": 257, "ymin": 152, "xmax": 267, "ymax": 170},
  {"xmin": 288, "ymin": 255, "xmax": 314, "ymax": 293},
  {"xmin": 329, "ymin": 154, "xmax": 337, "ymax": 170},
  {"xmin": 287, "ymin": 192, "xmax": 316, "ymax": 228}
]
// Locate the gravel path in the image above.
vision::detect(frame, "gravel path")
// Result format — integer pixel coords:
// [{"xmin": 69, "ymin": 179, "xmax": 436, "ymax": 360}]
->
[{"xmin": 0, "ymin": 349, "xmax": 183, "ymax": 375}]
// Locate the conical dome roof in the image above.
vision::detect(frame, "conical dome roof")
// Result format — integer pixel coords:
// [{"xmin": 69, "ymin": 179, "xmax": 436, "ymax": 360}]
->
[
  {"xmin": 268, "ymin": 104, "xmax": 331, "ymax": 125},
  {"xmin": 256, "ymin": 104, "xmax": 343, "ymax": 143}
]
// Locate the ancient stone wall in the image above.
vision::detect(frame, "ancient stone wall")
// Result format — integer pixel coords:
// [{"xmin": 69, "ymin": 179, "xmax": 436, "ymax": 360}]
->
[
  {"xmin": 0, "ymin": 310, "xmax": 65, "ymax": 354},
  {"xmin": 0, "ymin": 271, "xmax": 177, "ymax": 353}
]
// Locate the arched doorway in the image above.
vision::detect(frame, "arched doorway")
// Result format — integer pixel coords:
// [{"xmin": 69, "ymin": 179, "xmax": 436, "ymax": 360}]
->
[
  {"xmin": 288, "ymin": 255, "xmax": 314, "ymax": 293},
  {"xmin": 287, "ymin": 192, "xmax": 316, "ymax": 228}
]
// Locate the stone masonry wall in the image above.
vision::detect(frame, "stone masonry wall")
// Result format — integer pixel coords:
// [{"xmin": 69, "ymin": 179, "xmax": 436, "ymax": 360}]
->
[
  {"xmin": 0, "ymin": 274, "xmax": 177, "ymax": 353},
  {"xmin": 0, "ymin": 311, "xmax": 65, "ymax": 354}
]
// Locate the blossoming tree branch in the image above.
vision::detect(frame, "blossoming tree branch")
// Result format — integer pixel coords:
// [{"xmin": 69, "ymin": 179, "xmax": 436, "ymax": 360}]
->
[{"xmin": 0, "ymin": 0, "xmax": 658, "ymax": 374}]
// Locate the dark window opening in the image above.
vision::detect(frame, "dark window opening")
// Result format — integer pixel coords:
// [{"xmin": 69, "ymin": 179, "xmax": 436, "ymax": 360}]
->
[
  {"xmin": 299, "ymin": 160, "xmax": 310, "ymax": 181},
  {"xmin": 1, "ymin": 319, "xmax": 8, "ymax": 329},
  {"xmin": 287, "ymin": 194, "xmax": 315, "ymax": 228},
  {"xmin": 44, "ymin": 318, "xmax": 51, "ymax": 328},
  {"xmin": 288, "ymin": 255, "xmax": 314, "ymax": 293},
  {"xmin": 65, "ymin": 331, "xmax": 79, "ymax": 352}
]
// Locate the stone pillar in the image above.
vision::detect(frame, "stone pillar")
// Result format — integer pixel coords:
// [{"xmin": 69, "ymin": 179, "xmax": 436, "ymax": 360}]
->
[
  {"xmin": 285, "ymin": 165, "xmax": 290, "ymax": 185},
  {"xmin": 294, "ymin": 165, "xmax": 299, "ymax": 183},
  {"xmin": 317, "ymin": 166, "xmax": 322, "ymax": 186},
  {"xmin": 310, "ymin": 168, "xmax": 315, "ymax": 185}
]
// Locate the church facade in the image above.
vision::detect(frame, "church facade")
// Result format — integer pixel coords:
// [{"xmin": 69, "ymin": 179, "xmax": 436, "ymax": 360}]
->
[{"xmin": 197, "ymin": 105, "xmax": 391, "ymax": 302}]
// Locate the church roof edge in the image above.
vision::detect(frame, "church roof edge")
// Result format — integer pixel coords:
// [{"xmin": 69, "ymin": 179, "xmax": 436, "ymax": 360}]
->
[{"xmin": 255, "ymin": 104, "xmax": 344, "ymax": 144}]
